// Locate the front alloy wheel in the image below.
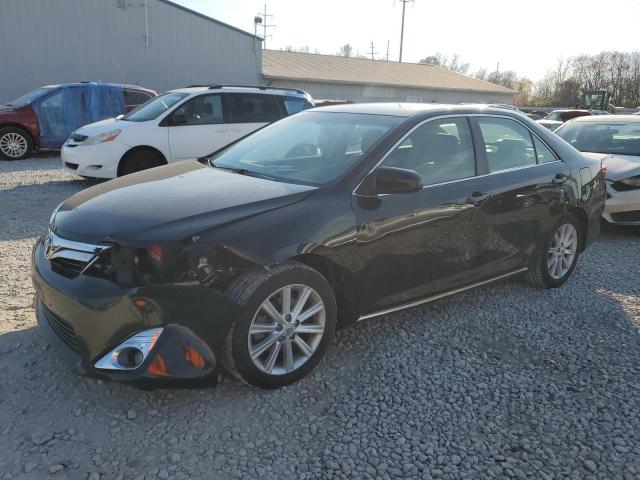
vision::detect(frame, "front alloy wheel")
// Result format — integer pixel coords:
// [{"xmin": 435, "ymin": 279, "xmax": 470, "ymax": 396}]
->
[
  {"xmin": 0, "ymin": 127, "xmax": 32, "ymax": 160},
  {"xmin": 223, "ymin": 262, "xmax": 336, "ymax": 388},
  {"xmin": 248, "ymin": 284, "xmax": 326, "ymax": 375}
]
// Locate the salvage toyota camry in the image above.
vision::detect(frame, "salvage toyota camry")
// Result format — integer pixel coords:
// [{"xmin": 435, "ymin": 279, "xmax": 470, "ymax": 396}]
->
[{"xmin": 32, "ymin": 104, "xmax": 606, "ymax": 388}]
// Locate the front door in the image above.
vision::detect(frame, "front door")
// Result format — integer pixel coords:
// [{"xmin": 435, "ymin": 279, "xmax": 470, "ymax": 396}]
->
[{"xmin": 352, "ymin": 116, "xmax": 492, "ymax": 314}]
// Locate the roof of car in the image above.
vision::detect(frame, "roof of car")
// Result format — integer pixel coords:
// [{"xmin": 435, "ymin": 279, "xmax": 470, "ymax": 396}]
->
[
  {"xmin": 567, "ymin": 114, "xmax": 640, "ymax": 123},
  {"xmin": 43, "ymin": 82, "xmax": 154, "ymax": 92},
  {"xmin": 550, "ymin": 109, "xmax": 591, "ymax": 113},
  {"xmin": 168, "ymin": 85, "xmax": 310, "ymax": 97},
  {"xmin": 310, "ymin": 102, "xmax": 521, "ymax": 117}
]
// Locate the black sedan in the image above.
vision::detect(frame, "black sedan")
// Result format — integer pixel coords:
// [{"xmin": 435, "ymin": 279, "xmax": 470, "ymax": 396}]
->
[{"xmin": 32, "ymin": 104, "xmax": 606, "ymax": 388}]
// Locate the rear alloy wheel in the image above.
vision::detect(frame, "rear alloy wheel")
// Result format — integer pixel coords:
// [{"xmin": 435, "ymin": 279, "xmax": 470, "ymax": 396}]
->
[
  {"xmin": 0, "ymin": 127, "xmax": 33, "ymax": 160},
  {"xmin": 527, "ymin": 213, "xmax": 581, "ymax": 288},
  {"xmin": 547, "ymin": 223, "xmax": 578, "ymax": 280},
  {"xmin": 223, "ymin": 262, "xmax": 336, "ymax": 388}
]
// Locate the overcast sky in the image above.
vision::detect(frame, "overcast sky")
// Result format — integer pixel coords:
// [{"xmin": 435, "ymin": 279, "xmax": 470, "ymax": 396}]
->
[{"xmin": 173, "ymin": 0, "xmax": 640, "ymax": 80}]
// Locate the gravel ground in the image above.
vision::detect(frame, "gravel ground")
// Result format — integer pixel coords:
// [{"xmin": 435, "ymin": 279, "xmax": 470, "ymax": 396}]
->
[{"xmin": 1, "ymin": 156, "xmax": 639, "ymax": 480}]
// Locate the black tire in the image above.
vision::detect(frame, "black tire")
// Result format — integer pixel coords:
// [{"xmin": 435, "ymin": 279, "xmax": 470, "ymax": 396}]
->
[
  {"xmin": 118, "ymin": 148, "xmax": 165, "ymax": 176},
  {"xmin": 223, "ymin": 262, "xmax": 337, "ymax": 388},
  {"xmin": 0, "ymin": 126, "xmax": 33, "ymax": 160},
  {"xmin": 527, "ymin": 213, "xmax": 582, "ymax": 288}
]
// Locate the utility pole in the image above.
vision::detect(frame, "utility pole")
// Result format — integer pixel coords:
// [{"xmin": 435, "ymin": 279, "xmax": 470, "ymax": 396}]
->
[
  {"xmin": 368, "ymin": 41, "xmax": 378, "ymax": 60},
  {"xmin": 386, "ymin": 40, "xmax": 390, "ymax": 61},
  {"xmin": 398, "ymin": 0, "xmax": 413, "ymax": 62},
  {"xmin": 255, "ymin": 4, "xmax": 275, "ymax": 49}
]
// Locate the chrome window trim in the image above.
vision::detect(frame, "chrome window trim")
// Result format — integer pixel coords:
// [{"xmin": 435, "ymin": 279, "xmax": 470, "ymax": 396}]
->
[
  {"xmin": 357, "ymin": 267, "xmax": 528, "ymax": 321},
  {"xmin": 353, "ymin": 113, "xmax": 562, "ymax": 196}
]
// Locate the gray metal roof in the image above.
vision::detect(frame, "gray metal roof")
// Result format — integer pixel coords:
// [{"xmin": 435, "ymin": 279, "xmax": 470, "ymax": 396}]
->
[{"xmin": 263, "ymin": 50, "xmax": 515, "ymax": 95}]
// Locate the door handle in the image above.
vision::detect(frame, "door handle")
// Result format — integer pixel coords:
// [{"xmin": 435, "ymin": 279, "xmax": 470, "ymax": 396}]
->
[
  {"xmin": 467, "ymin": 191, "xmax": 491, "ymax": 207},
  {"xmin": 552, "ymin": 173, "xmax": 568, "ymax": 185}
]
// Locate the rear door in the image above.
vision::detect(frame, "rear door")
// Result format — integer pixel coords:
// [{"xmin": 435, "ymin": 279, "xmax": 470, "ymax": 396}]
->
[
  {"xmin": 166, "ymin": 93, "xmax": 233, "ymax": 161},
  {"xmin": 470, "ymin": 115, "xmax": 570, "ymax": 274},
  {"xmin": 352, "ymin": 116, "xmax": 493, "ymax": 314}
]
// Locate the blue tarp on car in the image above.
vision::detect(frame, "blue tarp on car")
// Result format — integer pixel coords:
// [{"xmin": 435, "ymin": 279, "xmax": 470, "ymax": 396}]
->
[{"xmin": 32, "ymin": 84, "xmax": 126, "ymax": 148}]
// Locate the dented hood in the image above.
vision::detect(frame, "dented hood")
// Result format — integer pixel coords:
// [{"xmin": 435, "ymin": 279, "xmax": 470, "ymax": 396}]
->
[
  {"xmin": 53, "ymin": 161, "xmax": 316, "ymax": 244},
  {"xmin": 581, "ymin": 152, "xmax": 640, "ymax": 181}
]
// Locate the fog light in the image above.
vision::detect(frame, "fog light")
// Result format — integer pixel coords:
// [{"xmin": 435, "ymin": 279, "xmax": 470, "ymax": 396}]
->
[{"xmin": 95, "ymin": 328, "xmax": 163, "ymax": 370}]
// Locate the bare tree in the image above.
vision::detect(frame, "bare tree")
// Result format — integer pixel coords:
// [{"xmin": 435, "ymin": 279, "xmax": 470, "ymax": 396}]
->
[
  {"xmin": 338, "ymin": 43, "xmax": 354, "ymax": 58},
  {"xmin": 420, "ymin": 52, "xmax": 470, "ymax": 75}
]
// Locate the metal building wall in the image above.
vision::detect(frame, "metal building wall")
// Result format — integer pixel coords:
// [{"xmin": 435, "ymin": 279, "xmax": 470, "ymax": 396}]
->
[
  {"xmin": 266, "ymin": 79, "xmax": 515, "ymax": 105},
  {"xmin": 0, "ymin": 0, "xmax": 263, "ymax": 102}
]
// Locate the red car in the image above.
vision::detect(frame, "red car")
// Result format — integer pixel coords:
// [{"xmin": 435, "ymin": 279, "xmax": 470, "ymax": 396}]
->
[{"xmin": 0, "ymin": 83, "xmax": 156, "ymax": 159}]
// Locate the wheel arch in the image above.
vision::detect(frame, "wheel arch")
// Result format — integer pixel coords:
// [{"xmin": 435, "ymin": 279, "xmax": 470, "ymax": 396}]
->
[
  {"xmin": 118, "ymin": 145, "xmax": 168, "ymax": 176},
  {"xmin": 291, "ymin": 253, "xmax": 358, "ymax": 328},
  {"xmin": 0, "ymin": 123, "xmax": 36, "ymax": 145}
]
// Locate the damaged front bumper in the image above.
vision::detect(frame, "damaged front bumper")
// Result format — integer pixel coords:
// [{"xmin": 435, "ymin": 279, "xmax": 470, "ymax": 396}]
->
[{"xmin": 31, "ymin": 238, "xmax": 240, "ymax": 386}]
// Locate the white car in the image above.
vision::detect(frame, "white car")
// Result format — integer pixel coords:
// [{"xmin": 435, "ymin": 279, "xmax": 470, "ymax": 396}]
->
[
  {"xmin": 556, "ymin": 115, "xmax": 640, "ymax": 225},
  {"xmin": 537, "ymin": 109, "xmax": 593, "ymax": 131},
  {"xmin": 61, "ymin": 85, "xmax": 314, "ymax": 178}
]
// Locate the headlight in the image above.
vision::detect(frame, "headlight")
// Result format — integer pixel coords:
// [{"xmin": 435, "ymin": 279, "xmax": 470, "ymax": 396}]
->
[
  {"xmin": 84, "ymin": 129, "xmax": 121, "ymax": 145},
  {"xmin": 619, "ymin": 175, "xmax": 640, "ymax": 188}
]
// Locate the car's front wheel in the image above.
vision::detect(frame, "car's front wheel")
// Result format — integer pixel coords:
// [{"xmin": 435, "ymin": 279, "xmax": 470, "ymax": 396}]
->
[
  {"xmin": 223, "ymin": 262, "xmax": 336, "ymax": 388},
  {"xmin": 527, "ymin": 213, "xmax": 581, "ymax": 288},
  {"xmin": 0, "ymin": 126, "xmax": 33, "ymax": 160}
]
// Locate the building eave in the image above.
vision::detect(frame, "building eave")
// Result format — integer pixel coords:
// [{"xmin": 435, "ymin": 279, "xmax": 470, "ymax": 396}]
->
[{"xmin": 263, "ymin": 75, "xmax": 516, "ymax": 96}]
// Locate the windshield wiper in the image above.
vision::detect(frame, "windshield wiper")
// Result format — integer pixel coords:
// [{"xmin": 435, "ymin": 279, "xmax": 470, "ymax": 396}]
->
[{"xmin": 209, "ymin": 161, "xmax": 277, "ymax": 181}]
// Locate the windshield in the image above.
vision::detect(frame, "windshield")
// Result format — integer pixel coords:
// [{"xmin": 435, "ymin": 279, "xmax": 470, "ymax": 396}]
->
[
  {"xmin": 209, "ymin": 111, "xmax": 401, "ymax": 185},
  {"xmin": 557, "ymin": 121, "xmax": 640, "ymax": 156},
  {"xmin": 5, "ymin": 87, "xmax": 54, "ymax": 107},
  {"xmin": 122, "ymin": 92, "xmax": 188, "ymax": 122}
]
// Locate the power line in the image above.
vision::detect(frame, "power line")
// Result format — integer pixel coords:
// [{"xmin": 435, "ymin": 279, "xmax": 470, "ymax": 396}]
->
[
  {"xmin": 397, "ymin": 0, "xmax": 413, "ymax": 62},
  {"xmin": 368, "ymin": 41, "xmax": 378, "ymax": 61}
]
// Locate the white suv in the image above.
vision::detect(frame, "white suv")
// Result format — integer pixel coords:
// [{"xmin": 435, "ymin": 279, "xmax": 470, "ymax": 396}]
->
[{"xmin": 61, "ymin": 85, "xmax": 314, "ymax": 178}]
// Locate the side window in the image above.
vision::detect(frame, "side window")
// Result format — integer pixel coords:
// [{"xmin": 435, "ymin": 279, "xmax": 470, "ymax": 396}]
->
[
  {"xmin": 382, "ymin": 117, "xmax": 476, "ymax": 186},
  {"xmin": 225, "ymin": 93, "xmax": 281, "ymax": 123},
  {"xmin": 477, "ymin": 117, "xmax": 536, "ymax": 172},
  {"xmin": 171, "ymin": 94, "xmax": 223, "ymax": 125},
  {"xmin": 124, "ymin": 90, "xmax": 152, "ymax": 106},
  {"xmin": 533, "ymin": 136, "xmax": 557, "ymax": 163},
  {"xmin": 282, "ymin": 96, "xmax": 312, "ymax": 115}
]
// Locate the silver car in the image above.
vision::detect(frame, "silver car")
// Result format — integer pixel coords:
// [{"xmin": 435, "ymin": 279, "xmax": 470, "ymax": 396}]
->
[{"xmin": 556, "ymin": 115, "xmax": 640, "ymax": 225}]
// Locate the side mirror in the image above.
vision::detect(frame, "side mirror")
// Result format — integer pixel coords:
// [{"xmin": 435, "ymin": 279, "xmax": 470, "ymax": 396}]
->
[
  {"xmin": 359, "ymin": 166, "xmax": 423, "ymax": 196},
  {"xmin": 171, "ymin": 113, "xmax": 187, "ymax": 125}
]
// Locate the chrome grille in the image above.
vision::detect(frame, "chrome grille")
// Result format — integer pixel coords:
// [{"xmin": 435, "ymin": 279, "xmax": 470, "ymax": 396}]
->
[{"xmin": 43, "ymin": 233, "xmax": 111, "ymax": 278}]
